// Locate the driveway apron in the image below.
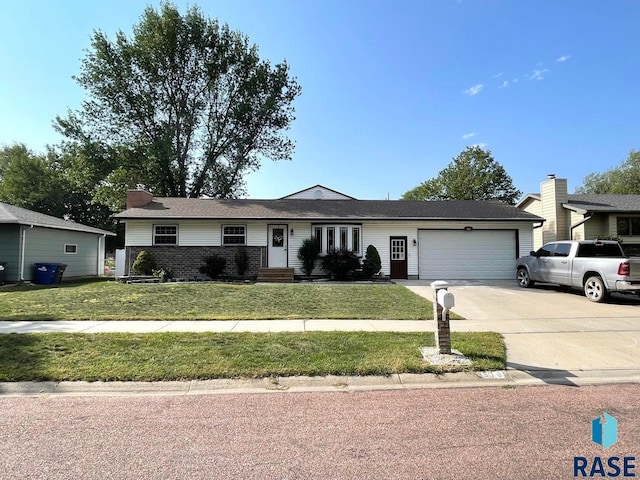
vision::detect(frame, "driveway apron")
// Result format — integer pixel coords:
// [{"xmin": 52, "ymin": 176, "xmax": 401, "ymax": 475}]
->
[{"xmin": 399, "ymin": 280, "xmax": 640, "ymax": 377}]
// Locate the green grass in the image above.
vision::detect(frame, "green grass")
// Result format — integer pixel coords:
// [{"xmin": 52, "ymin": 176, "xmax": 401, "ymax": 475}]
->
[
  {"xmin": 0, "ymin": 280, "xmax": 450, "ymax": 321},
  {"xmin": 0, "ymin": 331, "xmax": 505, "ymax": 381}
]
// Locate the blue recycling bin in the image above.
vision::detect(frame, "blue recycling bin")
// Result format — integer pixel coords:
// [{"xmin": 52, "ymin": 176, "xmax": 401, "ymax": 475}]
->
[{"xmin": 34, "ymin": 263, "xmax": 60, "ymax": 285}]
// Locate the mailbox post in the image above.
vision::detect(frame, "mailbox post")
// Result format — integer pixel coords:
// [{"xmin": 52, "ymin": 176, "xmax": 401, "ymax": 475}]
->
[{"xmin": 430, "ymin": 280, "xmax": 455, "ymax": 354}]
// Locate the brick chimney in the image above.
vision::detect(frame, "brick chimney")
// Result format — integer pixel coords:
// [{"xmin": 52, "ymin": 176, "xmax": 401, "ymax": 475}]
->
[
  {"xmin": 126, "ymin": 189, "xmax": 154, "ymax": 209},
  {"xmin": 540, "ymin": 174, "xmax": 568, "ymax": 244}
]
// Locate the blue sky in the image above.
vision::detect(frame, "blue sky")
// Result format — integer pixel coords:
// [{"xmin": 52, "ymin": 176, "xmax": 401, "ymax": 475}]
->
[{"xmin": 1, "ymin": 1, "xmax": 639, "ymax": 200}]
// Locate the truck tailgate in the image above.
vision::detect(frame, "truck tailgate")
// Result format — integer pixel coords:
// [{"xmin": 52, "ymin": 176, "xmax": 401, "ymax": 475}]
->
[{"xmin": 629, "ymin": 258, "xmax": 640, "ymax": 282}]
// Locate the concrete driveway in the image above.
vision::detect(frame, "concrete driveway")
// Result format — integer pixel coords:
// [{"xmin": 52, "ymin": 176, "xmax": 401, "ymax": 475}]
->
[{"xmin": 399, "ymin": 280, "xmax": 640, "ymax": 382}]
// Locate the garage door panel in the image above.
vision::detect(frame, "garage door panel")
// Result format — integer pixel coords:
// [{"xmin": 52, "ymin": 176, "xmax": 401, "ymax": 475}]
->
[{"xmin": 418, "ymin": 230, "xmax": 516, "ymax": 280}]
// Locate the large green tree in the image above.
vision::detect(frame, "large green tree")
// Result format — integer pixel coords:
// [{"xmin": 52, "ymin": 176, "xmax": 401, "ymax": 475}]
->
[
  {"xmin": 0, "ymin": 143, "xmax": 116, "ymax": 233},
  {"xmin": 0, "ymin": 144, "xmax": 65, "ymax": 218},
  {"xmin": 576, "ymin": 149, "xmax": 640, "ymax": 194},
  {"xmin": 402, "ymin": 146, "xmax": 522, "ymax": 204},
  {"xmin": 56, "ymin": 3, "xmax": 301, "ymax": 199}
]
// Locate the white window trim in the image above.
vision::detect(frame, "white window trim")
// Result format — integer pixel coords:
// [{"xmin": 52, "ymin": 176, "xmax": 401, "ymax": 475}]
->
[
  {"xmin": 64, "ymin": 244, "xmax": 78, "ymax": 254},
  {"xmin": 153, "ymin": 224, "xmax": 178, "ymax": 246},
  {"xmin": 222, "ymin": 224, "xmax": 247, "ymax": 246}
]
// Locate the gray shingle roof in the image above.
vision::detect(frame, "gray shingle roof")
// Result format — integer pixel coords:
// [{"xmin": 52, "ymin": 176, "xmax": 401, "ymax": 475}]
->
[
  {"xmin": 115, "ymin": 197, "xmax": 542, "ymax": 221},
  {"xmin": 0, "ymin": 202, "xmax": 116, "ymax": 235},
  {"xmin": 564, "ymin": 194, "xmax": 640, "ymax": 213}
]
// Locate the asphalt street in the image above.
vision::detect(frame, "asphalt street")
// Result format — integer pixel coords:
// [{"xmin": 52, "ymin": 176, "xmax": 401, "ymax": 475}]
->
[{"xmin": 1, "ymin": 383, "xmax": 639, "ymax": 480}]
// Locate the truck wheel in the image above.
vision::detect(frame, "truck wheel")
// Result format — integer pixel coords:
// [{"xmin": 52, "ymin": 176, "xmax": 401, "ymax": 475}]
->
[
  {"xmin": 517, "ymin": 268, "xmax": 534, "ymax": 288},
  {"xmin": 584, "ymin": 276, "xmax": 608, "ymax": 303}
]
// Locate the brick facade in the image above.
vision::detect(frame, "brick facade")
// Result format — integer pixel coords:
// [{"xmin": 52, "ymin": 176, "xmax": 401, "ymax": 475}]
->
[{"xmin": 125, "ymin": 246, "xmax": 266, "ymax": 280}]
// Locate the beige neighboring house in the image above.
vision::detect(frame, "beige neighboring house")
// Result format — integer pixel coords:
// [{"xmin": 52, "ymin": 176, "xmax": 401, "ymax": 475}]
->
[{"xmin": 517, "ymin": 175, "xmax": 640, "ymax": 256}]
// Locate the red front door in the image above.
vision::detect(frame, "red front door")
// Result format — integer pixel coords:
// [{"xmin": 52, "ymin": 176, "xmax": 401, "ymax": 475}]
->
[{"xmin": 390, "ymin": 237, "xmax": 408, "ymax": 279}]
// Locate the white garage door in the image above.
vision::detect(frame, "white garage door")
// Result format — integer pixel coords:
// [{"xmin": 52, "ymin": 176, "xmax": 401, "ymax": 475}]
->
[{"xmin": 418, "ymin": 230, "xmax": 516, "ymax": 280}]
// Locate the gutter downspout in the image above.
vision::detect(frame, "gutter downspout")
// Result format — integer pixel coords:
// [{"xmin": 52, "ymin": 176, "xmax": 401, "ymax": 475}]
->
[
  {"xmin": 19, "ymin": 225, "xmax": 34, "ymax": 282},
  {"xmin": 570, "ymin": 215, "xmax": 593, "ymax": 240}
]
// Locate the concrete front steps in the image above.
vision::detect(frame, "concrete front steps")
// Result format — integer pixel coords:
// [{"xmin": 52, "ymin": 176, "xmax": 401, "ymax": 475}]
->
[{"xmin": 257, "ymin": 267, "xmax": 295, "ymax": 283}]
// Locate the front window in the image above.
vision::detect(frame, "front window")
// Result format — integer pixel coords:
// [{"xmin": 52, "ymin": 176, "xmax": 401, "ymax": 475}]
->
[
  {"xmin": 223, "ymin": 225, "xmax": 246, "ymax": 245},
  {"xmin": 64, "ymin": 244, "xmax": 77, "ymax": 254},
  {"xmin": 312, "ymin": 225, "xmax": 362, "ymax": 254},
  {"xmin": 617, "ymin": 217, "xmax": 640, "ymax": 236},
  {"xmin": 154, "ymin": 225, "xmax": 178, "ymax": 245},
  {"xmin": 327, "ymin": 227, "xmax": 335, "ymax": 252},
  {"xmin": 352, "ymin": 227, "xmax": 360, "ymax": 254}
]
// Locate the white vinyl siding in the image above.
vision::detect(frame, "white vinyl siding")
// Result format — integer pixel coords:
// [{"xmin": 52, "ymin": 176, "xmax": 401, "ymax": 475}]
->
[{"xmin": 124, "ymin": 220, "xmax": 270, "ymax": 247}]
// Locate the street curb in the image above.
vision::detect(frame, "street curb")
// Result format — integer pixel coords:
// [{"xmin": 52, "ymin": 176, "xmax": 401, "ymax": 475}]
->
[{"xmin": 2, "ymin": 369, "xmax": 639, "ymax": 398}]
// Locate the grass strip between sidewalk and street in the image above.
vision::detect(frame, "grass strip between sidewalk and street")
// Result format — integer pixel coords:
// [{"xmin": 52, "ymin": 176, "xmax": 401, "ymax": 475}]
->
[
  {"xmin": 0, "ymin": 281, "xmax": 450, "ymax": 321},
  {"xmin": 0, "ymin": 331, "xmax": 504, "ymax": 382}
]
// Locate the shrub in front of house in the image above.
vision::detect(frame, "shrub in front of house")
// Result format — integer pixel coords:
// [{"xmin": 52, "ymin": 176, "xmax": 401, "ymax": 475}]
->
[
  {"xmin": 297, "ymin": 238, "xmax": 321, "ymax": 278},
  {"xmin": 321, "ymin": 248, "xmax": 361, "ymax": 280},
  {"xmin": 199, "ymin": 255, "xmax": 227, "ymax": 279},
  {"xmin": 132, "ymin": 250, "xmax": 157, "ymax": 275},
  {"xmin": 234, "ymin": 246, "xmax": 249, "ymax": 276},
  {"xmin": 362, "ymin": 244, "xmax": 382, "ymax": 278}
]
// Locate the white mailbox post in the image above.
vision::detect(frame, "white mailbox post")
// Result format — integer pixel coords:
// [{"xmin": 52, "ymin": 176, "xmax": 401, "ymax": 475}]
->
[{"xmin": 431, "ymin": 280, "xmax": 455, "ymax": 354}]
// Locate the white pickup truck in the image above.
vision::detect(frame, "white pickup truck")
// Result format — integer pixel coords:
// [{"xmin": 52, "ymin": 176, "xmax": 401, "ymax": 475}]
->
[{"xmin": 516, "ymin": 240, "xmax": 640, "ymax": 302}]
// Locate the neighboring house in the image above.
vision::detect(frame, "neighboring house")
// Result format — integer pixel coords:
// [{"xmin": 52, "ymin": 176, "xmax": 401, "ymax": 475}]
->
[
  {"xmin": 0, "ymin": 202, "xmax": 116, "ymax": 283},
  {"xmin": 517, "ymin": 175, "xmax": 640, "ymax": 256},
  {"xmin": 115, "ymin": 185, "xmax": 542, "ymax": 281}
]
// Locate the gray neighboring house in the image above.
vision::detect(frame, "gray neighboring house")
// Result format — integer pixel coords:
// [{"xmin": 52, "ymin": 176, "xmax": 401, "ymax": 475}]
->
[
  {"xmin": 115, "ymin": 185, "xmax": 543, "ymax": 281},
  {"xmin": 517, "ymin": 175, "xmax": 640, "ymax": 255},
  {"xmin": 0, "ymin": 202, "xmax": 116, "ymax": 283}
]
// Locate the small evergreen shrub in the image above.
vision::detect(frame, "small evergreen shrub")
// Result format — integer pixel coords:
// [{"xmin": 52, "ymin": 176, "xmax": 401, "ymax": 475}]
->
[
  {"xmin": 362, "ymin": 244, "xmax": 382, "ymax": 278},
  {"xmin": 153, "ymin": 267, "xmax": 173, "ymax": 282},
  {"xmin": 199, "ymin": 255, "xmax": 227, "ymax": 279},
  {"xmin": 297, "ymin": 238, "xmax": 321, "ymax": 277},
  {"xmin": 321, "ymin": 248, "xmax": 361, "ymax": 280},
  {"xmin": 234, "ymin": 246, "xmax": 249, "ymax": 276},
  {"xmin": 132, "ymin": 250, "xmax": 156, "ymax": 275}
]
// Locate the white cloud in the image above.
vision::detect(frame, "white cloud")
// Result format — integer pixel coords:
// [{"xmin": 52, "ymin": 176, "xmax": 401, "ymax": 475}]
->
[
  {"xmin": 492, "ymin": 72, "xmax": 504, "ymax": 78},
  {"xmin": 498, "ymin": 80, "xmax": 510, "ymax": 88},
  {"xmin": 529, "ymin": 69, "xmax": 549, "ymax": 80},
  {"xmin": 464, "ymin": 84, "xmax": 483, "ymax": 96},
  {"xmin": 556, "ymin": 54, "xmax": 571, "ymax": 63},
  {"xmin": 462, "ymin": 132, "xmax": 476, "ymax": 139}
]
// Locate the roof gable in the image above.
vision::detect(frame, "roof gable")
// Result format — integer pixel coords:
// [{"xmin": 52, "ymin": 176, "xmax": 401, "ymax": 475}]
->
[{"xmin": 279, "ymin": 185, "xmax": 356, "ymax": 200}]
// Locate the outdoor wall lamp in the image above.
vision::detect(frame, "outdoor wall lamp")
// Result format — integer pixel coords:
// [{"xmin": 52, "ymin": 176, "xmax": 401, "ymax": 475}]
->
[
  {"xmin": 290, "ymin": 228, "xmax": 294, "ymax": 236},
  {"xmin": 413, "ymin": 239, "xmax": 417, "ymax": 246}
]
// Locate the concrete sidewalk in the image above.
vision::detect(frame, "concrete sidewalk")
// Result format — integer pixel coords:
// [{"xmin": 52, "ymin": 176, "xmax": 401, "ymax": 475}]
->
[{"xmin": 0, "ymin": 319, "xmax": 431, "ymax": 334}]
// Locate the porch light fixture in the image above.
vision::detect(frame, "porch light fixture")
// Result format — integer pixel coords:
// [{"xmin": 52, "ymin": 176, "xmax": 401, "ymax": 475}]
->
[
  {"xmin": 464, "ymin": 226, "xmax": 473, "ymax": 231},
  {"xmin": 413, "ymin": 239, "xmax": 417, "ymax": 246},
  {"xmin": 290, "ymin": 228, "xmax": 294, "ymax": 236}
]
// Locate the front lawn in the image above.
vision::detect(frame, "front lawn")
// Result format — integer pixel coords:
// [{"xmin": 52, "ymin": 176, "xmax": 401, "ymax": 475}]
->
[
  {"xmin": 0, "ymin": 331, "xmax": 505, "ymax": 381},
  {"xmin": 0, "ymin": 281, "xmax": 447, "ymax": 321}
]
